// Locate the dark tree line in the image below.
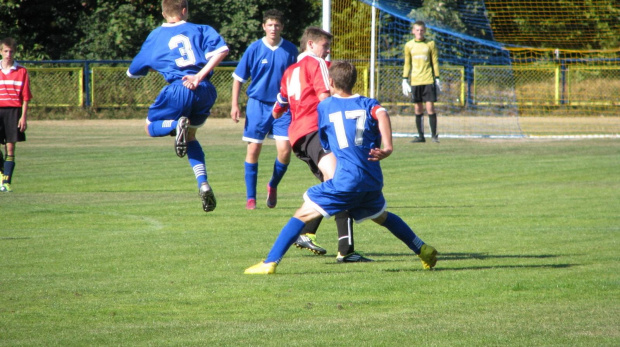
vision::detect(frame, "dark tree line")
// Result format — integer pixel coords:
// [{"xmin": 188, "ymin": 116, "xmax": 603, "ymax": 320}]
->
[{"xmin": 0, "ymin": 0, "xmax": 321, "ymax": 61}]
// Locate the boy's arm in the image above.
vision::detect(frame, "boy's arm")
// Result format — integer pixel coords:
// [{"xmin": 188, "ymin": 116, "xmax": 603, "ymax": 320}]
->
[
  {"xmin": 18, "ymin": 101, "xmax": 28, "ymax": 132},
  {"xmin": 230, "ymin": 78, "xmax": 242, "ymax": 123},
  {"xmin": 182, "ymin": 49, "xmax": 229, "ymax": 90},
  {"xmin": 368, "ymin": 109, "xmax": 393, "ymax": 162},
  {"xmin": 402, "ymin": 42, "xmax": 411, "ymax": 80},
  {"xmin": 272, "ymin": 93, "xmax": 289, "ymax": 119},
  {"xmin": 431, "ymin": 41, "xmax": 440, "ymax": 79}
]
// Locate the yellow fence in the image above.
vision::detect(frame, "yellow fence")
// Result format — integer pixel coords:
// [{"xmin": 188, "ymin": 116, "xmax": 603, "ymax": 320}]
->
[
  {"xmin": 28, "ymin": 67, "xmax": 83, "ymax": 107},
  {"xmin": 474, "ymin": 64, "xmax": 620, "ymax": 108},
  {"xmin": 90, "ymin": 66, "xmax": 246, "ymax": 108},
  {"xmin": 25, "ymin": 63, "xmax": 619, "ymax": 114}
]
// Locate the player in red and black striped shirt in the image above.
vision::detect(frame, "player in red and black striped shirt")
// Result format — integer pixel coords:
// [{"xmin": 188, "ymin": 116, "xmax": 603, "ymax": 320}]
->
[{"xmin": 0, "ymin": 37, "xmax": 32, "ymax": 192}]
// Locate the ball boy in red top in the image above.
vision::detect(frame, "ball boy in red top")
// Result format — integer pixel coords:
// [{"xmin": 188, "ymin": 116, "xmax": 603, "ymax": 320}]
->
[
  {"xmin": 0, "ymin": 37, "xmax": 32, "ymax": 192},
  {"xmin": 273, "ymin": 27, "xmax": 370, "ymax": 262}
]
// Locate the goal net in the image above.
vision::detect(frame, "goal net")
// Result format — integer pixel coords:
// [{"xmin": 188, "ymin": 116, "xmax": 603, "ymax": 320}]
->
[{"xmin": 330, "ymin": 0, "xmax": 620, "ymax": 138}]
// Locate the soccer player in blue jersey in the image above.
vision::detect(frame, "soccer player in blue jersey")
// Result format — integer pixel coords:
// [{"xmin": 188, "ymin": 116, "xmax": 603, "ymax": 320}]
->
[
  {"xmin": 230, "ymin": 9, "xmax": 298, "ymax": 210},
  {"xmin": 245, "ymin": 61, "xmax": 438, "ymax": 274},
  {"xmin": 127, "ymin": 0, "xmax": 228, "ymax": 212}
]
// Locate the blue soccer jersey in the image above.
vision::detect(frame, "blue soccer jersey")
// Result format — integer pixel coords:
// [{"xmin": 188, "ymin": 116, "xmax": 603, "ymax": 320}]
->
[
  {"xmin": 127, "ymin": 21, "xmax": 228, "ymax": 83},
  {"xmin": 317, "ymin": 94, "xmax": 387, "ymax": 192},
  {"xmin": 233, "ymin": 37, "xmax": 298, "ymax": 103}
]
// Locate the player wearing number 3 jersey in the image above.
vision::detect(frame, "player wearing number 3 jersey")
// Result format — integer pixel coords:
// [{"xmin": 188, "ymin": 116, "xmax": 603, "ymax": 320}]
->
[{"xmin": 127, "ymin": 0, "xmax": 228, "ymax": 212}]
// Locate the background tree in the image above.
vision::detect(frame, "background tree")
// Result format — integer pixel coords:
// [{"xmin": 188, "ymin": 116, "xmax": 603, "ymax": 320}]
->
[
  {"xmin": 0, "ymin": 0, "xmax": 321, "ymax": 61},
  {"xmin": 70, "ymin": 0, "xmax": 160, "ymax": 60},
  {"xmin": 0, "ymin": 0, "xmax": 89, "ymax": 60}
]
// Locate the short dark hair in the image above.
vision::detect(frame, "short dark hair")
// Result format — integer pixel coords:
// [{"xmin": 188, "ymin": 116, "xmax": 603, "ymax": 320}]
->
[
  {"xmin": 1, "ymin": 37, "xmax": 16, "ymax": 50},
  {"xmin": 329, "ymin": 60, "xmax": 357, "ymax": 92},
  {"xmin": 263, "ymin": 9, "xmax": 284, "ymax": 24},
  {"xmin": 300, "ymin": 26, "xmax": 333, "ymax": 50}
]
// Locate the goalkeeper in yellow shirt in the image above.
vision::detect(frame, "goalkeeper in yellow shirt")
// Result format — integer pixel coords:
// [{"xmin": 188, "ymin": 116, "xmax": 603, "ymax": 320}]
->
[{"xmin": 402, "ymin": 21, "xmax": 440, "ymax": 143}]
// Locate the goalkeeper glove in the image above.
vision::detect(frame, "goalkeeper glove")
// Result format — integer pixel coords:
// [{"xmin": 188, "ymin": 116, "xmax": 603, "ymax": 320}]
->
[
  {"xmin": 435, "ymin": 78, "xmax": 442, "ymax": 92},
  {"xmin": 401, "ymin": 79, "xmax": 411, "ymax": 97}
]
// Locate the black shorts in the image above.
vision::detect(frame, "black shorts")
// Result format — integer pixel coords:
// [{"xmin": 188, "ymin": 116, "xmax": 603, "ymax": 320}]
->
[
  {"xmin": 292, "ymin": 131, "xmax": 329, "ymax": 182},
  {"xmin": 411, "ymin": 83, "xmax": 437, "ymax": 103},
  {"xmin": 0, "ymin": 107, "xmax": 26, "ymax": 145}
]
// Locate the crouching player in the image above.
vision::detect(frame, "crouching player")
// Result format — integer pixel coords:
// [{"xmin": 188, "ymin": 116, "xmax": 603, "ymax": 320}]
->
[{"xmin": 245, "ymin": 61, "xmax": 437, "ymax": 274}]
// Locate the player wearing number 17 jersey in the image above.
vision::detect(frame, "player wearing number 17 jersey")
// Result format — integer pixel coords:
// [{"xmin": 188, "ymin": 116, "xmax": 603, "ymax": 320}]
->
[
  {"xmin": 127, "ymin": 0, "xmax": 228, "ymax": 212},
  {"xmin": 245, "ymin": 61, "xmax": 437, "ymax": 274},
  {"xmin": 273, "ymin": 27, "xmax": 368, "ymax": 261}
]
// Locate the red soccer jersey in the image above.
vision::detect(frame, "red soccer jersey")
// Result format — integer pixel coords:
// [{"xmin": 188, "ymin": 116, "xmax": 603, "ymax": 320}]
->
[
  {"xmin": 0, "ymin": 64, "xmax": 33, "ymax": 108},
  {"xmin": 276, "ymin": 52, "xmax": 331, "ymax": 147}
]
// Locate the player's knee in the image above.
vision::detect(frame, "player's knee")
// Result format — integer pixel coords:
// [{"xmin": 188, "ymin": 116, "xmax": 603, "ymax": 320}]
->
[{"xmin": 372, "ymin": 211, "xmax": 389, "ymax": 225}]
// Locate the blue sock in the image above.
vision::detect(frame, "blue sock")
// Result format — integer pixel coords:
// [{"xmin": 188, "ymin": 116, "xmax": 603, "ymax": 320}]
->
[
  {"xmin": 3, "ymin": 156, "xmax": 15, "ymax": 184},
  {"xmin": 147, "ymin": 119, "xmax": 177, "ymax": 137},
  {"xmin": 244, "ymin": 162, "xmax": 258, "ymax": 200},
  {"xmin": 268, "ymin": 158, "xmax": 289, "ymax": 188},
  {"xmin": 381, "ymin": 212, "xmax": 424, "ymax": 254},
  {"xmin": 265, "ymin": 217, "xmax": 306, "ymax": 263},
  {"xmin": 187, "ymin": 140, "xmax": 207, "ymax": 188}
]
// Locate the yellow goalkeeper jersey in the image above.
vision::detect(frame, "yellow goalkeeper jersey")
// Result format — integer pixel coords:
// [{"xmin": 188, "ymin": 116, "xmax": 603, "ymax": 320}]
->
[{"xmin": 402, "ymin": 39, "xmax": 439, "ymax": 86}]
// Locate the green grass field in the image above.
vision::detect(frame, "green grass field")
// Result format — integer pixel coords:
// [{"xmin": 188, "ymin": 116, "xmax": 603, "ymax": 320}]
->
[{"xmin": 1, "ymin": 119, "xmax": 618, "ymax": 346}]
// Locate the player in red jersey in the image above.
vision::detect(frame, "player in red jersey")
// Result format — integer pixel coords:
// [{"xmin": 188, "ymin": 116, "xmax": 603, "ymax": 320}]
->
[
  {"xmin": 0, "ymin": 37, "xmax": 32, "ymax": 192},
  {"xmin": 273, "ymin": 27, "xmax": 371, "ymax": 262}
]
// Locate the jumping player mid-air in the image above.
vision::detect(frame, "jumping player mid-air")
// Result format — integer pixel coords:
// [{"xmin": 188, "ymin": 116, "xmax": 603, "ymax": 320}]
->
[{"xmin": 127, "ymin": 0, "xmax": 228, "ymax": 212}]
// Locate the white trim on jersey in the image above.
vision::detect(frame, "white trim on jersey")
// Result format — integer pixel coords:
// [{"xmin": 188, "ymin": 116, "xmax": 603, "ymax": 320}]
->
[
  {"xmin": 261, "ymin": 37, "xmax": 283, "ymax": 51},
  {"xmin": 231, "ymin": 73, "xmax": 247, "ymax": 83},
  {"xmin": 205, "ymin": 45, "xmax": 229, "ymax": 60}
]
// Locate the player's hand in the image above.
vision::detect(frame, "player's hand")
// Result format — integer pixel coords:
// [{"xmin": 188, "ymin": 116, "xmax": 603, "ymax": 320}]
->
[
  {"xmin": 230, "ymin": 105, "xmax": 240, "ymax": 123},
  {"xmin": 182, "ymin": 75, "xmax": 200, "ymax": 90},
  {"xmin": 368, "ymin": 147, "xmax": 392, "ymax": 161},
  {"xmin": 18, "ymin": 117, "xmax": 27, "ymax": 132},
  {"xmin": 401, "ymin": 79, "xmax": 411, "ymax": 97},
  {"xmin": 435, "ymin": 78, "xmax": 442, "ymax": 93}
]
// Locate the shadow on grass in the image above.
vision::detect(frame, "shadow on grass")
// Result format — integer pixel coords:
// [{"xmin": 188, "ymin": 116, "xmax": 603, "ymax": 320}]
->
[
  {"xmin": 363, "ymin": 252, "xmax": 559, "ymax": 260},
  {"xmin": 392, "ymin": 205, "xmax": 476, "ymax": 209},
  {"xmin": 439, "ymin": 252, "xmax": 559, "ymax": 260},
  {"xmin": 383, "ymin": 263, "xmax": 575, "ymax": 273}
]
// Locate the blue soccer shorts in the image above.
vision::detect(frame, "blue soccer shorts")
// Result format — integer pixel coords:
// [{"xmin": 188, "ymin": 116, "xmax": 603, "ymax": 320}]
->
[
  {"xmin": 242, "ymin": 98, "xmax": 290, "ymax": 143},
  {"xmin": 147, "ymin": 81, "xmax": 216, "ymax": 128},
  {"xmin": 304, "ymin": 181, "xmax": 387, "ymax": 223}
]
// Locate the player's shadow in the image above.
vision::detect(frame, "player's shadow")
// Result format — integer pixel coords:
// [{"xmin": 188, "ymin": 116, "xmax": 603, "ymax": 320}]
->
[
  {"xmin": 437, "ymin": 252, "xmax": 559, "ymax": 260},
  {"xmin": 391, "ymin": 204, "xmax": 476, "ymax": 209},
  {"xmin": 365, "ymin": 252, "xmax": 558, "ymax": 260},
  {"xmin": 383, "ymin": 263, "xmax": 575, "ymax": 272},
  {"xmin": 376, "ymin": 252, "xmax": 574, "ymax": 272},
  {"xmin": 0, "ymin": 237, "xmax": 31, "ymax": 241}
]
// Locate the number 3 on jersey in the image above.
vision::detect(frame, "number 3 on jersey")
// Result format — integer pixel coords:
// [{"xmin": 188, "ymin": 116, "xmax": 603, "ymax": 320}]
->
[{"xmin": 169, "ymin": 34, "xmax": 196, "ymax": 67}]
